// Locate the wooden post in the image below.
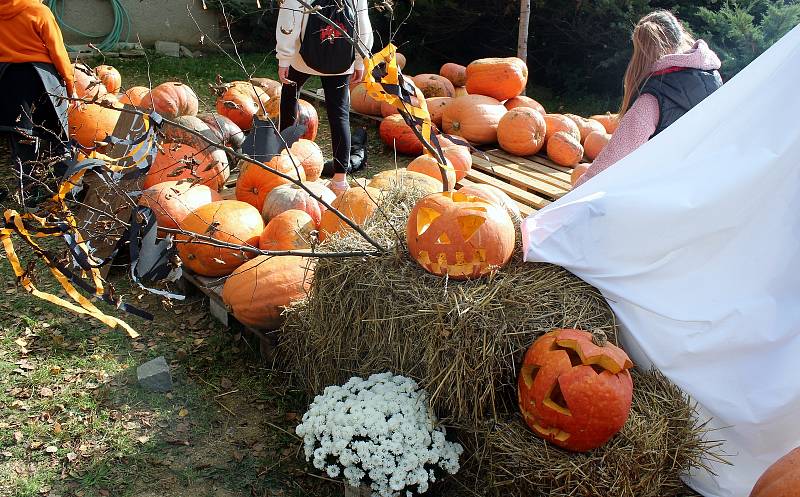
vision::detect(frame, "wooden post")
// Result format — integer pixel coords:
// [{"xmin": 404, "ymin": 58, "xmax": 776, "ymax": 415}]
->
[{"xmin": 517, "ymin": 0, "xmax": 531, "ymax": 96}]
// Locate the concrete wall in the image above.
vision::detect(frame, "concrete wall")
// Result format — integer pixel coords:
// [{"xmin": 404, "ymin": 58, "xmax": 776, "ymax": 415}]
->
[{"xmin": 58, "ymin": 0, "xmax": 219, "ymax": 47}]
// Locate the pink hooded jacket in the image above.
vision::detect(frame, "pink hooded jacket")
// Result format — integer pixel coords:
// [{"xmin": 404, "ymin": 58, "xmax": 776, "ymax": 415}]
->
[{"xmin": 575, "ymin": 41, "xmax": 721, "ymax": 187}]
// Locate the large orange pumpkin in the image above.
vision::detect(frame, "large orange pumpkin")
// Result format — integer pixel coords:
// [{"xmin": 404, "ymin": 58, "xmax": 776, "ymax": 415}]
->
[
  {"xmin": 518, "ymin": 328, "xmax": 634, "ymax": 452},
  {"xmin": 441, "ymin": 145, "xmax": 472, "ymax": 182},
  {"xmin": 584, "ymin": 131, "xmax": 611, "ymax": 161},
  {"xmin": 236, "ymin": 154, "xmax": 306, "ymax": 211},
  {"xmin": 749, "ymin": 446, "xmax": 800, "ymax": 497},
  {"xmin": 287, "ymin": 139, "xmax": 324, "ymax": 182},
  {"xmin": 318, "ymin": 186, "xmax": 382, "ymax": 241},
  {"xmin": 367, "ymin": 169, "xmax": 443, "ymax": 194},
  {"xmin": 565, "ymin": 114, "xmax": 606, "ymax": 144},
  {"xmin": 379, "ymin": 114, "xmax": 423, "ymax": 155},
  {"xmin": 412, "ymin": 74, "xmax": 455, "ymax": 98},
  {"xmin": 442, "ymin": 95, "xmax": 506, "ymax": 145},
  {"xmin": 249, "ymin": 77, "xmax": 282, "ymax": 100},
  {"xmin": 571, "ymin": 163, "xmax": 591, "ymax": 186},
  {"xmin": 458, "ymin": 184, "xmax": 521, "ymax": 222},
  {"xmin": 259, "ymin": 210, "xmax": 315, "ymax": 251},
  {"xmin": 162, "ymin": 115, "xmax": 220, "ymax": 149},
  {"xmin": 407, "ymin": 155, "xmax": 456, "ymax": 189},
  {"xmin": 406, "ymin": 191, "xmax": 515, "ymax": 279},
  {"xmin": 426, "ymin": 97, "xmax": 452, "ymax": 128},
  {"xmin": 221, "ymin": 255, "xmax": 313, "ymax": 329},
  {"xmin": 466, "ymin": 57, "xmax": 528, "ymax": 101},
  {"xmin": 94, "ymin": 65, "xmax": 121, "ymax": 94},
  {"xmin": 68, "ymin": 96, "xmax": 121, "ymax": 148},
  {"xmin": 118, "ymin": 86, "xmax": 150, "ymax": 107},
  {"xmin": 143, "ymin": 143, "xmax": 228, "ymax": 191},
  {"xmin": 262, "ymin": 181, "xmax": 336, "ymax": 227},
  {"xmin": 379, "ymin": 80, "xmax": 421, "ymax": 118},
  {"xmin": 140, "ymin": 82, "xmax": 199, "ymax": 118},
  {"xmin": 215, "ymin": 81, "xmax": 271, "ymax": 131},
  {"xmin": 497, "ymin": 107, "xmax": 546, "ymax": 157},
  {"xmin": 72, "ymin": 62, "xmax": 107, "ymax": 100},
  {"xmin": 439, "ymin": 63, "xmax": 467, "ymax": 87},
  {"xmin": 547, "ymin": 131, "xmax": 584, "ymax": 167},
  {"xmin": 590, "ymin": 113, "xmax": 620, "ymax": 134},
  {"xmin": 395, "ymin": 52, "xmax": 407, "ymax": 70},
  {"xmin": 350, "ymin": 83, "xmax": 382, "ymax": 116},
  {"xmin": 177, "ymin": 200, "xmax": 264, "ymax": 277},
  {"xmin": 197, "ymin": 113, "xmax": 246, "ymax": 151},
  {"xmin": 138, "ymin": 181, "xmax": 222, "ymax": 231},
  {"xmin": 544, "ymin": 114, "xmax": 581, "ymax": 143},
  {"xmin": 295, "ymin": 99, "xmax": 319, "ymax": 141},
  {"xmin": 504, "ymin": 95, "xmax": 545, "ymax": 115}
]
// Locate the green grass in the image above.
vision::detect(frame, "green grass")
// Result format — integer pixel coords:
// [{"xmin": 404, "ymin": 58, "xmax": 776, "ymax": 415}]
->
[{"xmin": 0, "ymin": 244, "xmax": 338, "ymax": 497}]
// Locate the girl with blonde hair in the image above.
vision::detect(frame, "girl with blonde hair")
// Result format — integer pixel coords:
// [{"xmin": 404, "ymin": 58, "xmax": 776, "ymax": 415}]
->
[{"xmin": 575, "ymin": 10, "xmax": 722, "ymax": 187}]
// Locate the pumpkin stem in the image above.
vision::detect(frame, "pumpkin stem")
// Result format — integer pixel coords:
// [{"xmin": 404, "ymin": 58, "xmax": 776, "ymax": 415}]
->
[{"xmin": 591, "ymin": 330, "xmax": 608, "ymax": 347}]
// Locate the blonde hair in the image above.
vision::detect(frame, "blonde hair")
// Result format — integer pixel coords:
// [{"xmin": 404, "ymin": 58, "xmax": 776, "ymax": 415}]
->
[{"xmin": 619, "ymin": 10, "xmax": 696, "ymax": 117}]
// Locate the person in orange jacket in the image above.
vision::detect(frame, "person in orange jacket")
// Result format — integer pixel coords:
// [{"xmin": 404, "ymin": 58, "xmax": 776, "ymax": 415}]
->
[{"xmin": 0, "ymin": 0, "xmax": 77, "ymax": 193}]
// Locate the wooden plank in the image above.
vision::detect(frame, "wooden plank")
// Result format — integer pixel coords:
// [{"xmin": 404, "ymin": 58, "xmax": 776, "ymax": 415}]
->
[
  {"xmin": 74, "ymin": 106, "xmax": 150, "ymax": 278},
  {"xmin": 457, "ymin": 178, "xmax": 536, "ymax": 217},
  {"xmin": 487, "ymin": 149, "xmax": 577, "ymax": 174},
  {"xmin": 483, "ymin": 153, "xmax": 572, "ymax": 190},
  {"xmin": 471, "ymin": 156, "xmax": 568, "ymax": 200},
  {"xmin": 484, "ymin": 149, "xmax": 573, "ymax": 186},
  {"xmin": 464, "ymin": 169, "xmax": 551, "ymax": 210},
  {"xmin": 181, "ymin": 270, "xmax": 278, "ymax": 362},
  {"xmin": 300, "ymin": 88, "xmax": 383, "ymax": 123}
]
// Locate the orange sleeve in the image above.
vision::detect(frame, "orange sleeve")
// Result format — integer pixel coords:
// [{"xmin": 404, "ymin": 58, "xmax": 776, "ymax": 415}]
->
[{"xmin": 38, "ymin": 7, "xmax": 75, "ymax": 96}]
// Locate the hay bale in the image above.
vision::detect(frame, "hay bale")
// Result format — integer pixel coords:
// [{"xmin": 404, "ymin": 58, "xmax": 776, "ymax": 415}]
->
[
  {"xmin": 283, "ymin": 184, "xmax": 615, "ymax": 424},
  {"xmin": 456, "ymin": 370, "xmax": 719, "ymax": 497},
  {"xmin": 281, "ymin": 186, "xmax": 719, "ymax": 496}
]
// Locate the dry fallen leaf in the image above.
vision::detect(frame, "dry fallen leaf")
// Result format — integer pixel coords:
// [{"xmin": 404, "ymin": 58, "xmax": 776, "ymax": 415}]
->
[
  {"xmin": 66, "ymin": 452, "xmax": 78, "ymax": 462},
  {"xmin": 53, "ymin": 422, "xmax": 62, "ymax": 434},
  {"xmin": 13, "ymin": 431, "xmax": 23, "ymax": 443},
  {"xmin": 45, "ymin": 446, "xmax": 58, "ymax": 453},
  {"xmin": 137, "ymin": 435, "xmax": 150, "ymax": 444},
  {"xmin": 178, "ymin": 408, "xmax": 189, "ymax": 418},
  {"xmin": 39, "ymin": 387, "xmax": 53, "ymax": 398}
]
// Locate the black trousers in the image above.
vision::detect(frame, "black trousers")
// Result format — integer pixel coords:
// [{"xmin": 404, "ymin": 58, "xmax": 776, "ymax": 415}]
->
[
  {"xmin": 279, "ymin": 66, "xmax": 351, "ymax": 174},
  {"xmin": 0, "ymin": 64, "xmax": 69, "ymax": 184}
]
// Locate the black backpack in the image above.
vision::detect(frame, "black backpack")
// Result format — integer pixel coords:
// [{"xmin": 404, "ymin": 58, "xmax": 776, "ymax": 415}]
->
[{"xmin": 299, "ymin": 0, "xmax": 357, "ymax": 74}]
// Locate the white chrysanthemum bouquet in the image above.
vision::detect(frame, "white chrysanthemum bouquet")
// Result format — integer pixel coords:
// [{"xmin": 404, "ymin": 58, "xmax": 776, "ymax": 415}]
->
[{"xmin": 295, "ymin": 372, "xmax": 464, "ymax": 497}]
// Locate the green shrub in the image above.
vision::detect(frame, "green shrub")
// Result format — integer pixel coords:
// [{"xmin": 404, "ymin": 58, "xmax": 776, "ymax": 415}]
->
[{"xmin": 695, "ymin": 0, "xmax": 800, "ymax": 78}]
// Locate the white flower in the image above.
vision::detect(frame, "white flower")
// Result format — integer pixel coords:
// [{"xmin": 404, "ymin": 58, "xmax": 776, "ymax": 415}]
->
[{"xmin": 295, "ymin": 372, "xmax": 464, "ymax": 497}]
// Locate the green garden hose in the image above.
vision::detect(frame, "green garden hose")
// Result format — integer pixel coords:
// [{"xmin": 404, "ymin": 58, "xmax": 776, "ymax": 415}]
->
[{"xmin": 47, "ymin": 0, "xmax": 132, "ymax": 53}]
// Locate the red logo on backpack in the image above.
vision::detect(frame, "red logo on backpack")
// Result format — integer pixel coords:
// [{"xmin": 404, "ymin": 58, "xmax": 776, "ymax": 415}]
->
[{"xmin": 319, "ymin": 21, "xmax": 348, "ymax": 44}]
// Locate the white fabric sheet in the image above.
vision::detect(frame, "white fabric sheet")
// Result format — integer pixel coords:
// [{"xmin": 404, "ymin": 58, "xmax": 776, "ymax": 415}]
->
[{"xmin": 521, "ymin": 25, "xmax": 800, "ymax": 497}]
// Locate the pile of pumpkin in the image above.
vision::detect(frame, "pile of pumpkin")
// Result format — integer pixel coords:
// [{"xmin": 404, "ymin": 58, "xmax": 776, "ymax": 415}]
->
[{"xmin": 351, "ymin": 55, "xmax": 619, "ymax": 186}]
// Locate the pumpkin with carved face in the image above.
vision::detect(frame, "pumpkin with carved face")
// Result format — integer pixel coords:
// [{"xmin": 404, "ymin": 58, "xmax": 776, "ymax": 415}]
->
[
  {"xmin": 518, "ymin": 329, "xmax": 634, "ymax": 452},
  {"xmin": 406, "ymin": 192, "xmax": 515, "ymax": 279}
]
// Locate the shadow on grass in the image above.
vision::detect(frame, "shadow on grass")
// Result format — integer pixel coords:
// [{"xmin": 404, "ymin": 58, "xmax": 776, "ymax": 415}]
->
[{"xmin": 0, "ymin": 260, "xmax": 338, "ymax": 497}]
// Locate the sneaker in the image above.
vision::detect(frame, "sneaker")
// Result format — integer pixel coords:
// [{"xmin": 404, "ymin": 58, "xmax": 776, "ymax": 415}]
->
[{"xmin": 328, "ymin": 179, "xmax": 350, "ymax": 197}]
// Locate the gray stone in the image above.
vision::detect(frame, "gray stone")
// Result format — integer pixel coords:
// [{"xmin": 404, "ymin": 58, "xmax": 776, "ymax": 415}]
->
[
  {"xmin": 155, "ymin": 41, "xmax": 181, "ymax": 58},
  {"xmin": 179, "ymin": 46, "xmax": 195, "ymax": 58},
  {"xmin": 137, "ymin": 356, "xmax": 173, "ymax": 392}
]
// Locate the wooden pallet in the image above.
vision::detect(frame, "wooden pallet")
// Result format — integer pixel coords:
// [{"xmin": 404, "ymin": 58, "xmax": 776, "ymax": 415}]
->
[
  {"xmin": 180, "ymin": 271, "xmax": 279, "ymax": 362},
  {"xmin": 460, "ymin": 149, "xmax": 578, "ymax": 216}
]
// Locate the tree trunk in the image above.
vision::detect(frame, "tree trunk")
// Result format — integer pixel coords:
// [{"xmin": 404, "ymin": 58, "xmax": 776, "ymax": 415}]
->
[{"xmin": 517, "ymin": 0, "xmax": 531, "ymax": 95}]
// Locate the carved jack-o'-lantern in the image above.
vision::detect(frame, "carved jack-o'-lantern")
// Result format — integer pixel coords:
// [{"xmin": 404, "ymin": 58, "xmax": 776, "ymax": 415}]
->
[
  {"xmin": 406, "ymin": 191, "xmax": 515, "ymax": 280},
  {"xmin": 518, "ymin": 329, "xmax": 634, "ymax": 452}
]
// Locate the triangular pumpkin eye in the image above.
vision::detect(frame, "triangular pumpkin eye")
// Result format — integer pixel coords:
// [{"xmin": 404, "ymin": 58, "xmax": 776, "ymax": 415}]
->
[
  {"xmin": 457, "ymin": 214, "xmax": 486, "ymax": 242},
  {"xmin": 436, "ymin": 232, "xmax": 451, "ymax": 244},
  {"xmin": 416, "ymin": 207, "xmax": 442, "ymax": 236}
]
